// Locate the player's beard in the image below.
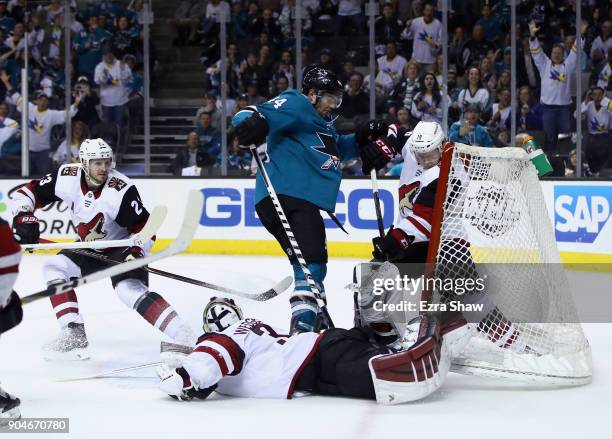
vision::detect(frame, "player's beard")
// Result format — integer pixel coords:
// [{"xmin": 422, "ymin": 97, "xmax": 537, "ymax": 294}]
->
[{"xmin": 84, "ymin": 169, "xmax": 107, "ymax": 189}]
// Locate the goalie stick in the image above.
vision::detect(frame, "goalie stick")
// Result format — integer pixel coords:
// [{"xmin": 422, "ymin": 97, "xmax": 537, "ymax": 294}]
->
[
  {"xmin": 62, "ymin": 248, "xmax": 293, "ymax": 302},
  {"xmin": 22, "ymin": 205, "xmax": 168, "ymax": 252},
  {"xmin": 21, "ymin": 190, "xmax": 203, "ymax": 305}
]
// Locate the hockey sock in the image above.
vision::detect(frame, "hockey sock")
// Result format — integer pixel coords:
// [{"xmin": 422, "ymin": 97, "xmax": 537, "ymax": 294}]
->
[
  {"xmin": 289, "ymin": 262, "xmax": 327, "ymax": 316},
  {"xmin": 49, "ymin": 289, "xmax": 83, "ymax": 327},
  {"xmin": 135, "ymin": 292, "xmax": 195, "ymax": 345},
  {"xmin": 479, "ymin": 308, "xmax": 527, "ymax": 352}
]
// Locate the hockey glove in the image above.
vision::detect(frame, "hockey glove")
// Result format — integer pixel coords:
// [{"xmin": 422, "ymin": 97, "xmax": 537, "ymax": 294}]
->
[
  {"xmin": 356, "ymin": 119, "xmax": 389, "ymax": 148},
  {"xmin": 11, "ymin": 212, "xmax": 40, "ymax": 244},
  {"xmin": 360, "ymin": 136, "xmax": 398, "ymax": 174},
  {"xmin": 372, "ymin": 226, "xmax": 414, "ymax": 261},
  {"xmin": 123, "ymin": 246, "xmax": 145, "ymax": 262},
  {"xmin": 234, "ymin": 112, "xmax": 269, "ymax": 148},
  {"xmin": 158, "ymin": 366, "xmax": 217, "ymax": 401}
]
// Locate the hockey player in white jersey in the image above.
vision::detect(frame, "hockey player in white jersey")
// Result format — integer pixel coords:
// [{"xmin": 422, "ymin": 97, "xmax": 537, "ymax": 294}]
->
[
  {"xmin": 158, "ymin": 296, "xmax": 451, "ymax": 405},
  {"xmin": 370, "ymin": 121, "xmax": 444, "ymax": 262},
  {"xmin": 10, "ymin": 138, "xmax": 196, "ymax": 359},
  {"xmin": 360, "ymin": 121, "xmax": 538, "ymax": 356},
  {"xmin": 0, "ymin": 217, "xmax": 23, "ymax": 423}
]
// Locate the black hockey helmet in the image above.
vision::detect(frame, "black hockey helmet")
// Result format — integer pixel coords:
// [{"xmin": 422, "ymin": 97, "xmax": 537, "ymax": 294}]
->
[{"xmin": 302, "ymin": 64, "xmax": 343, "ymax": 108}]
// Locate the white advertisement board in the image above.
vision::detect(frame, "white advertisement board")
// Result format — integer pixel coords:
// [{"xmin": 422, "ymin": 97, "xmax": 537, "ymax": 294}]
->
[{"xmin": 1, "ymin": 177, "xmax": 610, "ymax": 262}]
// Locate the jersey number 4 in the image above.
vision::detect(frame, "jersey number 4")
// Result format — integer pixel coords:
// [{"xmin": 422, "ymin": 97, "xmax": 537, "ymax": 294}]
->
[{"xmin": 270, "ymin": 98, "xmax": 287, "ymax": 109}]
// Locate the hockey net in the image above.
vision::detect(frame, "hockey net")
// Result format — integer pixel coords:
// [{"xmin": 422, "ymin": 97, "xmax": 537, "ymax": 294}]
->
[{"xmin": 426, "ymin": 142, "xmax": 592, "ymax": 385}]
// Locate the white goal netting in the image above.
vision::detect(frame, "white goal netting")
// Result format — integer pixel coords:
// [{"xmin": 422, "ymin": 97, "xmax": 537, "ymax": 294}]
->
[{"xmin": 430, "ymin": 143, "xmax": 592, "ymax": 385}]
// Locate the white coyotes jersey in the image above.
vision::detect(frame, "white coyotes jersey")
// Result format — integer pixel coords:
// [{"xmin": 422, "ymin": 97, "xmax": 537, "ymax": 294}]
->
[
  {"xmin": 396, "ymin": 145, "xmax": 440, "ymax": 244},
  {"xmin": 183, "ymin": 318, "xmax": 321, "ymax": 399},
  {"xmin": 13, "ymin": 164, "xmax": 151, "ymax": 250}
]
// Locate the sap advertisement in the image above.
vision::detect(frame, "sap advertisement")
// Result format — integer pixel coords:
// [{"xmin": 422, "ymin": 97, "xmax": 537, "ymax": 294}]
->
[
  {"xmin": 549, "ymin": 182, "xmax": 612, "ymax": 256},
  {"xmin": 1, "ymin": 178, "xmax": 610, "ymax": 260}
]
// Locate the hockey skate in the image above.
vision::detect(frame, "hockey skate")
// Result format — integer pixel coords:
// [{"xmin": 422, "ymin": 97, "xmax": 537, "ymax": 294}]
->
[
  {"xmin": 0, "ymin": 385, "xmax": 20, "ymax": 426},
  {"xmin": 289, "ymin": 307, "xmax": 330, "ymax": 334},
  {"xmin": 43, "ymin": 322, "xmax": 90, "ymax": 361}
]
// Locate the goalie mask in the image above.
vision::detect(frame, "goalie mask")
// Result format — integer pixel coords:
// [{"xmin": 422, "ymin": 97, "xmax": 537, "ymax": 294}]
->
[
  {"xmin": 408, "ymin": 121, "xmax": 445, "ymax": 169},
  {"xmin": 79, "ymin": 138, "xmax": 115, "ymax": 187},
  {"xmin": 203, "ymin": 297, "xmax": 244, "ymax": 332}
]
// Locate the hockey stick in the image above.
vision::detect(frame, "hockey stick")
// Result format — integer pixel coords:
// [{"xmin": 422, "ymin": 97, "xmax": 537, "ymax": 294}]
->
[
  {"xmin": 146, "ymin": 267, "xmax": 293, "ymax": 301},
  {"xmin": 370, "ymin": 169, "xmax": 385, "ymax": 239},
  {"xmin": 57, "ymin": 362, "xmax": 163, "ymax": 382},
  {"xmin": 248, "ymin": 145, "xmax": 334, "ymax": 328},
  {"xmin": 64, "ymin": 248, "xmax": 293, "ymax": 302},
  {"xmin": 22, "ymin": 205, "xmax": 168, "ymax": 252},
  {"xmin": 21, "ymin": 190, "xmax": 203, "ymax": 305}
]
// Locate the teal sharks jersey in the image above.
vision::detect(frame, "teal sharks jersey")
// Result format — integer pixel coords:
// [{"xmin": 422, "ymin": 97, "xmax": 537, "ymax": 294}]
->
[{"xmin": 232, "ymin": 89, "xmax": 358, "ymax": 212}]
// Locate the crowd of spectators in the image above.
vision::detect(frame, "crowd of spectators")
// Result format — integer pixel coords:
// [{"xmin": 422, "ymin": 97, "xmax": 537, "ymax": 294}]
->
[
  {"xmin": 0, "ymin": 0, "xmax": 149, "ymax": 176},
  {"xmin": 176, "ymin": 0, "xmax": 612, "ymax": 178},
  {"xmin": 1, "ymin": 1, "xmax": 612, "ymax": 178}
]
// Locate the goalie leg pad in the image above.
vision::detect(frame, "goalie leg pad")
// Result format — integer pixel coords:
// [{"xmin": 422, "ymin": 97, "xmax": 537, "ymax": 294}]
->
[{"xmin": 368, "ymin": 316, "xmax": 450, "ymax": 405}]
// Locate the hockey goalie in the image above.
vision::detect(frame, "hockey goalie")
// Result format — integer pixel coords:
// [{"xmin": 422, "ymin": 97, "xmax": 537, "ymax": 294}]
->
[{"xmin": 158, "ymin": 295, "xmax": 452, "ymax": 405}]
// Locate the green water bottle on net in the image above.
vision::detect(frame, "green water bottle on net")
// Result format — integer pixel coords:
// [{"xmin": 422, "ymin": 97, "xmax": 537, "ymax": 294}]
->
[{"xmin": 516, "ymin": 133, "xmax": 553, "ymax": 177}]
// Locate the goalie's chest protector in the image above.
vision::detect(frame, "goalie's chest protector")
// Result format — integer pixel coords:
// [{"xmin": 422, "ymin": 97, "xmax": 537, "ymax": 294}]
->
[
  {"xmin": 397, "ymin": 148, "xmax": 440, "ymax": 219},
  {"xmin": 54, "ymin": 165, "xmax": 133, "ymax": 242}
]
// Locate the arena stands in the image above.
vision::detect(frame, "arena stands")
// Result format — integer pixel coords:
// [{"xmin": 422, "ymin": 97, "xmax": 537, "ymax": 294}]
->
[{"xmin": 0, "ymin": 0, "xmax": 611, "ymax": 178}]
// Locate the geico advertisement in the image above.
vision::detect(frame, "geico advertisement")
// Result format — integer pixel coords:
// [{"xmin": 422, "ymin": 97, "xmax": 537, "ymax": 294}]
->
[
  {"xmin": 1, "ymin": 178, "xmax": 611, "ymax": 255},
  {"xmin": 193, "ymin": 181, "xmax": 399, "ymax": 242}
]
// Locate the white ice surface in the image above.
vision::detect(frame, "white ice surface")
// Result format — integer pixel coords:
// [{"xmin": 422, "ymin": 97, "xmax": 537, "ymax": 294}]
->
[{"xmin": 2, "ymin": 255, "xmax": 610, "ymax": 439}]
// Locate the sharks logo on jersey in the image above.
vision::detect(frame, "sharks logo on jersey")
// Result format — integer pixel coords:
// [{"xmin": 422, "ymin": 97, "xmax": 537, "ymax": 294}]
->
[{"xmin": 312, "ymin": 132, "xmax": 340, "ymax": 170}]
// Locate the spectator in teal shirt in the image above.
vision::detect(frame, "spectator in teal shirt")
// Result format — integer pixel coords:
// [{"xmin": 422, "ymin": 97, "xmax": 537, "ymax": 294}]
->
[
  {"xmin": 476, "ymin": 3, "xmax": 503, "ymax": 43},
  {"xmin": 449, "ymin": 103, "xmax": 494, "ymax": 147},
  {"xmin": 73, "ymin": 16, "xmax": 112, "ymax": 83},
  {"xmin": 195, "ymin": 111, "xmax": 221, "ymax": 160},
  {"xmin": 0, "ymin": 1, "xmax": 15, "ymax": 34}
]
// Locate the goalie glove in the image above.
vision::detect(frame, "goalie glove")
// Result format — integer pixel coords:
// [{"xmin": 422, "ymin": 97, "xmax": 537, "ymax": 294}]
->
[
  {"xmin": 158, "ymin": 365, "xmax": 217, "ymax": 401},
  {"xmin": 372, "ymin": 226, "xmax": 414, "ymax": 261},
  {"xmin": 234, "ymin": 112, "xmax": 269, "ymax": 148}
]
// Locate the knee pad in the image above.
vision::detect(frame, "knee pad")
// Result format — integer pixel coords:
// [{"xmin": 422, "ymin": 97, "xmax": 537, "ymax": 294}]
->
[
  {"xmin": 114, "ymin": 279, "xmax": 149, "ymax": 309},
  {"xmin": 42, "ymin": 255, "xmax": 81, "ymax": 284}
]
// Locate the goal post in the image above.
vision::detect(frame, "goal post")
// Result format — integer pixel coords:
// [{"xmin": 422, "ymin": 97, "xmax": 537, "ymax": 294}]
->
[{"xmin": 427, "ymin": 142, "xmax": 592, "ymax": 385}]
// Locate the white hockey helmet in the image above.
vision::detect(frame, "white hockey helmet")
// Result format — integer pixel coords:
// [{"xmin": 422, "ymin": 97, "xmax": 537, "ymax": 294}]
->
[
  {"xmin": 79, "ymin": 138, "xmax": 114, "ymax": 184},
  {"xmin": 203, "ymin": 297, "xmax": 244, "ymax": 332},
  {"xmin": 408, "ymin": 121, "xmax": 445, "ymax": 168}
]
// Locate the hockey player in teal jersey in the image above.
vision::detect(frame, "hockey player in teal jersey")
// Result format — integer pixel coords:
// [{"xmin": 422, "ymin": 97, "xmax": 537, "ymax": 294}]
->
[{"xmin": 232, "ymin": 65, "xmax": 381, "ymax": 333}]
